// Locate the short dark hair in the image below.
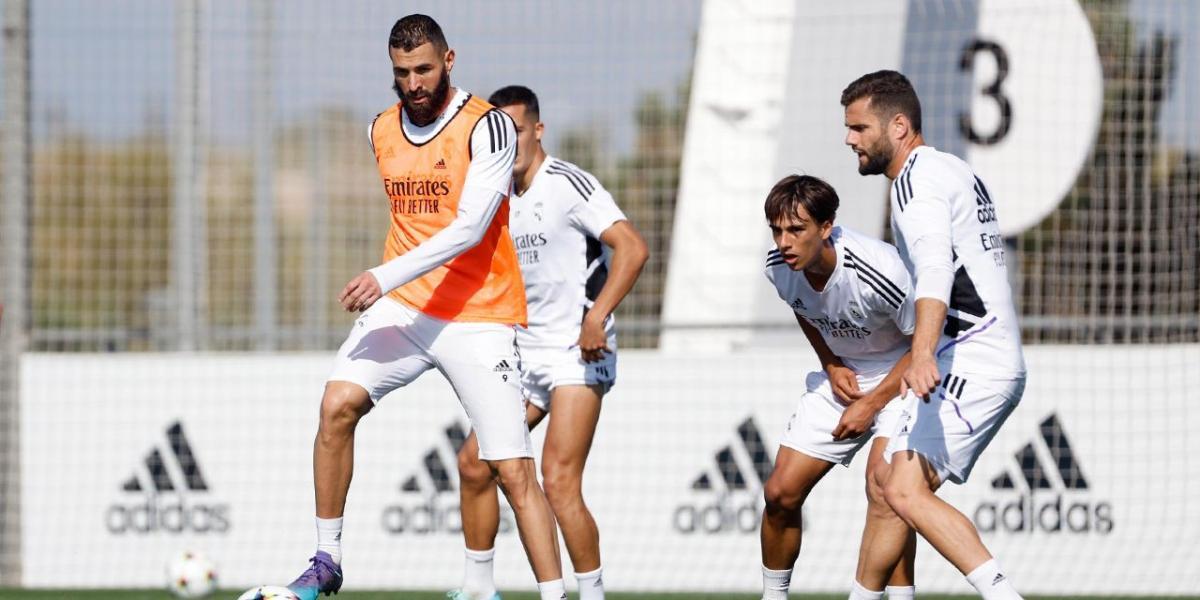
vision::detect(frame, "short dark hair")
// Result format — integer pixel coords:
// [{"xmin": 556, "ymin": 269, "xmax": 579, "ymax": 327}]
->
[
  {"xmin": 488, "ymin": 85, "xmax": 540, "ymax": 121},
  {"xmin": 764, "ymin": 175, "xmax": 839, "ymax": 225},
  {"xmin": 840, "ymin": 70, "xmax": 922, "ymax": 134},
  {"xmin": 389, "ymin": 14, "xmax": 448, "ymax": 52}
]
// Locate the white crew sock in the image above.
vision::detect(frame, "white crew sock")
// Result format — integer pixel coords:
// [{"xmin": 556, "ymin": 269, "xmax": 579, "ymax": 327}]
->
[
  {"xmin": 886, "ymin": 585, "xmax": 916, "ymax": 600},
  {"xmin": 315, "ymin": 516, "xmax": 343, "ymax": 564},
  {"xmin": 576, "ymin": 566, "xmax": 605, "ymax": 600},
  {"xmin": 762, "ymin": 565, "xmax": 792, "ymax": 600},
  {"xmin": 537, "ymin": 578, "xmax": 567, "ymax": 600},
  {"xmin": 463, "ymin": 547, "xmax": 497, "ymax": 599},
  {"xmin": 849, "ymin": 581, "xmax": 884, "ymax": 600},
  {"xmin": 314, "ymin": 518, "xmax": 343, "ymax": 564},
  {"xmin": 965, "ymin": 559, "xmax": 1022, "ymax": 600}
]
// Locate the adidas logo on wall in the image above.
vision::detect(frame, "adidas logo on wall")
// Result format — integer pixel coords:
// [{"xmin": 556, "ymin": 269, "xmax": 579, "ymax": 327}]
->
[
  {"xmin": 106, "ymin": 421, "xmax": 230, "ymax": 535},
  {"xmin": 973, "ymin": 413, "xmax": 1113, "ymax": 534},
  {"xmin": 674, "ymin": 417, "xmax": 774, "ymax": 534},
  {"xmin": 382, "ymin": 420, "xmax": 515, "ymax": 535}
]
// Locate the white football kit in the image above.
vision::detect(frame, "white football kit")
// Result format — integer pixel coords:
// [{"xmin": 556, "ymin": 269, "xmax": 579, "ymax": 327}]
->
[
  {"xmin": 766, "ymin": 226, "xmax": 916, "ymax": 465},
  {"xmin": 885, "ymin": 145, "xmax": 1028, "ymax": 484},
  {"xmin": 510, "ymin": 156, "xmax": 627, "ymax": 410}
]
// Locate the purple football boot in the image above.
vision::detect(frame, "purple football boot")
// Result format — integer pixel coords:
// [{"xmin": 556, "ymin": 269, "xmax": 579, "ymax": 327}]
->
[{"xmin": 287, "ymin": 551, "xmax": 343, "ymax": 599}]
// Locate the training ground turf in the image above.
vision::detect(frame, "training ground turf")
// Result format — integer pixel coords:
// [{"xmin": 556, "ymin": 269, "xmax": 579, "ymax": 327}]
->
[{"xmin": 1, "ymin": 591, "xmax": 1195, "ymax": 600}]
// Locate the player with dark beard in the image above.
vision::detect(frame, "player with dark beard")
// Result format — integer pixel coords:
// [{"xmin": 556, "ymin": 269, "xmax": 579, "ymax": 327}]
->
[{"xmin": 283, "ymin": 14, "xmax": 567, "ymax": 600}]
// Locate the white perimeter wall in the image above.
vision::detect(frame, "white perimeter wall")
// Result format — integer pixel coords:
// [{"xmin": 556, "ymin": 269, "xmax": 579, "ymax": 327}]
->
[{"xmin": 20, "ymin": 345, "xmax": 1200, "ymax": 594}]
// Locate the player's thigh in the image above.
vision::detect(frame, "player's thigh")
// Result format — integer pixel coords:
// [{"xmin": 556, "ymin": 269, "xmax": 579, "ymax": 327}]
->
[
  {"xmin": 328, "ymin": 299, "xmax": 437, "ymax": 403},
  {"xmin": 886, "ymin": 449, "xmax": 942, "ymax": 495},
  {"xmin": 542, "ymin": 384, "xmax": 605, "ymax": 474},
  {"xmin": 525, "ymin": 401, "xmax": 548, "ymax": 430},
  {"xmin": 432, "ymin": 323, "xmax": 531, "ymax": 461},
  {"xmin": 765, "ymin": 445, "xmax": 837, "ymax": 508}
]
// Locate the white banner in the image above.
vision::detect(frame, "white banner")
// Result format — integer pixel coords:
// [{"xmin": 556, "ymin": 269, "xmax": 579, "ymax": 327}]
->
[{"xmin": 21, "ymin": 345, "xmax": 1200, "ymax": 594}]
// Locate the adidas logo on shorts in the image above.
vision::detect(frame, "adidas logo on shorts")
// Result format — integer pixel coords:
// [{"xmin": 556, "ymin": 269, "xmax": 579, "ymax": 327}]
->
[
  {"xmin": 493, "ymin": 360, "xmax": 514, "ymax": 373},
  {"xmin": 972, "ymin": 413, "xmax": 1113, "ymax": 534},
  {"xmin": 673, "ymin": 417, "xmax": 780, "ymax": 535},
  {"xmin": 381, "ymin": 420, "xmax": 515, "ymax": 536}
]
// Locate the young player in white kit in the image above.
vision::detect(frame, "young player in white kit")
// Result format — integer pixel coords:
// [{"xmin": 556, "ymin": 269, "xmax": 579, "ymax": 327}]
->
[
  {"xmin": 452, "ymin": 86, "xmax": 649, "ymax": 600},
  {"xmin": 841, "ymin": 70, "xmax": 1028, "ymax": 600},
  {"xmin": 759, "ymin": 175, "xmax": 917, "ymax": 600}
]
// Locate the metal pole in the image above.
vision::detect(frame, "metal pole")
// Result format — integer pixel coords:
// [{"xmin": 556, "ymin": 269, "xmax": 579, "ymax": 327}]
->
[
  {"xmin": 173, "ymin": 0, "xmax": 208, "ymax": 350},
  {"xmin": 252, "ymin": 0, "xmax": 277, "ymax": 350},
  {"xmin": 305, "ymin": 117, "xmax": 329, "ymax": 349},
  {"xmin": 1, "ymin": 0, "xmax": 30, "ymax": 584}
]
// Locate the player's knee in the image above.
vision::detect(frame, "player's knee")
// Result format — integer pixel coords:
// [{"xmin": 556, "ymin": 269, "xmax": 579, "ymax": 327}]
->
[
  {"xmin": 457, "ymin": 445, "xmax": 493, "ymax": 490},
  {"xmin": 318, "ymin": 385, "xmax": 371, "ymax": 433},
  {"xmin": 882, "ymin": 478, "xmax": 918, "ymax": 520},
  {"xmin": 763, "ymin": 475, "xmax": 804, "ymax": 515},
  {"xmin": 541, "ymin": 462, "xmax": 582, "ymax": 511},
  {"xmin": 865, "ymin": 464, "xmax": 890, "ymax": 509},
  {"xmin": 491, "ymin": 459, "xmax": 536, "ymax": 503}
]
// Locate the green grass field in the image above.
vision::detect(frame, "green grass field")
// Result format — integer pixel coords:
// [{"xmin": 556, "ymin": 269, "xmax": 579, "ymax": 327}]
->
[{"xmin": 0, "ymin": 592, "xmax": 1195, "ymax": 600}]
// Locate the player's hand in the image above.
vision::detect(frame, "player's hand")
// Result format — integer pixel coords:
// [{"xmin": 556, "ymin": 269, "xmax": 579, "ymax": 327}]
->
[
  {"xmin": 831, "ymin": 396, "xmax": 877, "ymax": 441},
  {"xmin": 900, "ymin": 354, "xmax": 941, "ymax": 402},
  {"xmin": 826, "ymin": 363, "xmax": 864, "ymax": 406},
  {"xmin": 339, "ymin": 271, "xmax": 383, "ymax": 312},
  {"xmin": 577, "ymin": 312, "xmax": 610, "ymax": 363}
]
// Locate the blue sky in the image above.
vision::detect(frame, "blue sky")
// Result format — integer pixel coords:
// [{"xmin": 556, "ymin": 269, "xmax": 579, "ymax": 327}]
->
[
  {"xmin": 11, "ymin": 0, "xmax": 700, "ymax": 156},
  {"xmin": 2, "ymin": 1, "xmax": 1196, "ymax": 152}
]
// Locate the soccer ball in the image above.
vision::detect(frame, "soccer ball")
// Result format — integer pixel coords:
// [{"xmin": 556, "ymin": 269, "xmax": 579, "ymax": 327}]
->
[
  {"xmin": 165, "ymin": 550, "xmax": 218, "ymax": 598},
  {"xmin": 237, "ymin": 585, "xmax": 301, "ymax": 600}
]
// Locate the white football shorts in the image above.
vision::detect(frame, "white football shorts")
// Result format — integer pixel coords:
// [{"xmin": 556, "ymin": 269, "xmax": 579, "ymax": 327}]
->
[
  {"xmin": 884, "ymin": 372, "xmax": 1026, "ymax": 484},
  {"xmin": 328, "ymin": 298, "xmax": 531, "ymax": 461},
  {"xmin": 779, "ymin": 370, "xmax": 907, "ymax": 466},
  {"xmin": 518, "ymin": 337, "xmax": 616, "ymax": 412}
]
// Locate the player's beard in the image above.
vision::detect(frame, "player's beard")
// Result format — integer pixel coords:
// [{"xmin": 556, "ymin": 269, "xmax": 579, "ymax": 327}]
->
[
  {"xmin": 858, "ymin": 136, "xmax": 894, "ymax": 176},
  {"xmin": 395, "ymin": 70, "xmax": 451, "ymax": 127}
]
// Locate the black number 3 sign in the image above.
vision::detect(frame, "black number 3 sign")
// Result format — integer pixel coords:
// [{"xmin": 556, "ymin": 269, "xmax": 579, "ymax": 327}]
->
[{"xmin": 959, "ymin": 39, "xmax": 1012, "ymax": 146}]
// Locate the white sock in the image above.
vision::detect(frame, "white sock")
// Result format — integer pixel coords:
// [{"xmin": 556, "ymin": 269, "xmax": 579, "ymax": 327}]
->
[
  {"xmin": 537, "ymin": 578, "xmax": 567, "ymax": 600},
  {"xmin": 762, "ymin": 565, "xmax": 792, "ymax": 600},
  {"xmin": 315, "ymin": 516, "xmax": 343, "ymax": 564},
  {"xmin": 965, "ymin": 559, "xmax": 1022, "ymax": 600},
  {"xmin": 463, "ymin": 547, "xmax": 497, "ymax": 598},
  {"xmin": 849, "ymin": 581, "xmax": 884, "ymax": 600},
  {"xmin": 886, "ymin": 585, "xmax": 915, "ymax": 600},
  {"xmin": 575, "ymin": 567, "xmax": 605, "ymax": 600}
]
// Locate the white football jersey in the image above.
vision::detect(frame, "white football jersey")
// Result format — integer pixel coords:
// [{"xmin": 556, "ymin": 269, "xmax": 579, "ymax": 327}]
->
[
  {"xmin": 510, "ymin": 155, "xmax": 627, "ymax": 349},
  {"xmin": 766, "ymin": 226, "xmax": 916, "ymax": 378},
  {"xmin": 889, "ymin": 146, "xmax": 1026, "ymax": 377}
]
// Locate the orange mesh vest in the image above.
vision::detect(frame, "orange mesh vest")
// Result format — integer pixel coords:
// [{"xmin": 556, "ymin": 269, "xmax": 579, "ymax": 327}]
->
[{"xmin": 370, "ymin": 96, "xmax": 527, "ymax": 325}]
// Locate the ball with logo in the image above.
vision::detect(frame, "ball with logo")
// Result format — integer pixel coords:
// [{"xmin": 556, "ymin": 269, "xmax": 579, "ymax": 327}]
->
[
  {"xmin": 165, "ymin": 550, "xmax": 217, "ymax": 598},
  {"xmin": 237, "ymin": 585, "xmax": 301, "ymax": 600}
]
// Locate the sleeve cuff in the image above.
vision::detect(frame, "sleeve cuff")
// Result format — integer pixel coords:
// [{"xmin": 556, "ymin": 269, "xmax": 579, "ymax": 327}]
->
[{"xmin": 913, "ymin": 267, "xmax": 954, "ymax": 305}]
